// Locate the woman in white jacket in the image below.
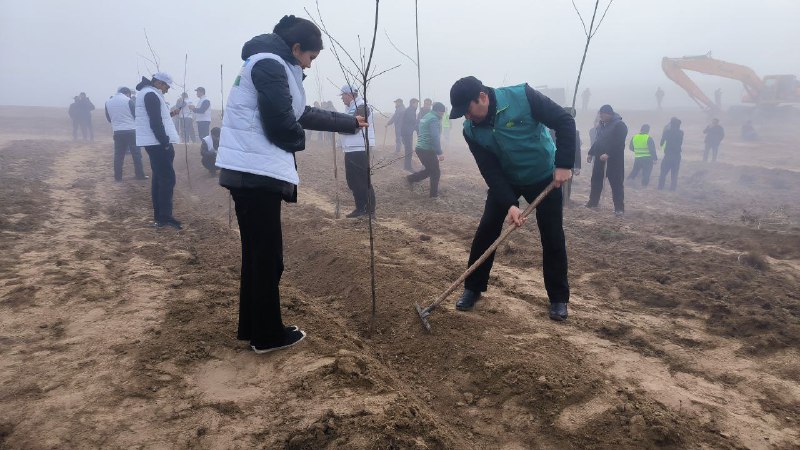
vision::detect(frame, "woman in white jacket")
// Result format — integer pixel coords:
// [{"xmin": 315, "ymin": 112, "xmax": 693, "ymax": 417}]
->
[{"xmin": 216, "ymin": 15, "xmax": 367, "ymax": 354}]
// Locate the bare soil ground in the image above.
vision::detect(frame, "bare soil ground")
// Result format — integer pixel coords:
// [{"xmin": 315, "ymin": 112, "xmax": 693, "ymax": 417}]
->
[{"xmin": 1, "ymin": 106, "xmax": 798, "ymax": 449}]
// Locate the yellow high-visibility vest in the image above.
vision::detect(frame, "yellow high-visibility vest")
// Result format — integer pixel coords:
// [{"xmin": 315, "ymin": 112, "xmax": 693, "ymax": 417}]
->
[{"xmin": 632, "ymin": 133, "xmax": 652, "ymax": 158}]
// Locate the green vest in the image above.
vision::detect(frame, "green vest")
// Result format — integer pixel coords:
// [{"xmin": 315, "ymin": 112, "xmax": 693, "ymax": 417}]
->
[
  {"xmin": 416, "ymin": 111, "xmax": 439, "ymax": 151},
  {"xmin": 463, "ymin": 84, "xmax": 555, "ymax": 185},
  {"xmin": 632, "ymin": 133, "xmax": 652, "ymax": 158}
]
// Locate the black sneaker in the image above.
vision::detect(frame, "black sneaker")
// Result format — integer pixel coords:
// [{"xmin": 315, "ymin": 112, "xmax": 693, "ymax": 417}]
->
[
  {"xmin": 614, "ymin": 210, "xmax": 624, "ymax": 216},
  {"xmin": 455, "ymin": 289, "xmax": 481, "ymax": 311},
  {"xmin": 162, "ymin": 218, "xmax": 183, "ymax": 230},
  {"xmin": 549, "ymin": 302, "xmax": 568, "ymax": 321},
  {"xmin": 238, "ymin": 325, "xmax": 298, "ymax": 341},
  {"xmin": 251, "ymin": 329, "xmax": 306, "ymax": 354},
  {"xmin": 345, "ymin": 209, "xmax": 368, "ymax": 218}
]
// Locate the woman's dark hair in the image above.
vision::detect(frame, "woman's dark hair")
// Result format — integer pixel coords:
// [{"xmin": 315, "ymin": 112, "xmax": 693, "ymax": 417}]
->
[{"xmin": 273, "ymin": 15, "xmax": 323, "ymax": 52}]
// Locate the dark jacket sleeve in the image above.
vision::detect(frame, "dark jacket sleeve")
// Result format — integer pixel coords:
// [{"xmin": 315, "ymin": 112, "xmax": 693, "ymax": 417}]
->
[
  {"xmin": 251, "ymin": 58, "xmax": 307, "ymax": 152},
  {"xmin": 465, "ymin": 132, "xmax": 518, "ymax": 210},
  {"xmin": 194, "ymin": 99, "xmax": 210, "ymax": 114},
  {"xmin": 144, "ymin": 92, "xmax": 169, "ymax": 146},
  {"xmin": 524, "ymin": 85, "xmax": 576, "ymax": 169},
  {"xmin": 87, "ymin": 100, "xmax": 95, "ymax": 111},
  {"xmin": 609, "ymin": 122, "xmax": 628, "ymax": 161},
  {"xmin": 648, "ymin": 137, "xmax": 658, "ymax": 159},
  {"xmin": 129, "ymin": 98, "xmax": 136, "ymax": 117},
  {"xmin": 298, "ymin": 106, "xmax": 359, "ymax": 133},
  {"xmin": 105, "ymin": 105, "xmax": 111, "ymax": 123}
]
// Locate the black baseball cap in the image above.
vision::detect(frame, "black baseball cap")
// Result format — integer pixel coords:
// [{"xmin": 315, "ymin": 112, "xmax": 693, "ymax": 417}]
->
[{"xmin": 449, "ymin": 76, "xmax": 483, "ymax": 119}]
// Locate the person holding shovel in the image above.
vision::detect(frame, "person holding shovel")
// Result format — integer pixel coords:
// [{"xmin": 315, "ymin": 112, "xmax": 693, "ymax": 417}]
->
[
  {"xmin": 448, "ymin": 76, "xmax": 576, "ymax": 321},
  {"xmin": 215, "ymin": 16, "xmax": 368, "ymax": 354}
]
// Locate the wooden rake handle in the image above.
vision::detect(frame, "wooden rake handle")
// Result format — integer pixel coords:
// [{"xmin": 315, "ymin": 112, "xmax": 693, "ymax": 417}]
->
[{"xmin": 427, "ymin": 182, "xmax": 556, "ymax": 310}]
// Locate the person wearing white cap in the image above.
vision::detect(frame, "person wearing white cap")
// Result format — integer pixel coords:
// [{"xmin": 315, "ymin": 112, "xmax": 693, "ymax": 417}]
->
[
  {"xmin": 134, "ymin": 72, "xmax": 182, "ymax": 229},
  {"xmin": 175, "ymin": 92, "xmax": 196, "ymax": 144},
  {"xmin": 338, "ymin": 84, "xmax": 376, "ymax": 217},
  {"xmin": 190, "ymin": 87, "xmax": 212, "ymax": 139}
]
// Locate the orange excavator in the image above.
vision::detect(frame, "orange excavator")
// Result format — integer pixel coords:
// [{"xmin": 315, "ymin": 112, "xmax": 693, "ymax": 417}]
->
[{"xmin": 662, "ymin": 53, "xmax": 800, "ymax": 112}]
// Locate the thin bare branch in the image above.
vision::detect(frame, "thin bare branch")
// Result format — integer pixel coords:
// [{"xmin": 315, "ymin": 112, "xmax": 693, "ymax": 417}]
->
[
  {"xmin": 384, "ymin": 30, "xmax": 418, "ymax": 67},
  {"xmin": 366, "ymin": 64, "xmax": 401, "ymax": 83},
  {"xmin": 143, "ymin": 28, "xmax": 160, "ymax": 71},
  {"xmin": 305, "ymin": 4, "xmax": 362, "ymax": 73},
  {"xmin": 571, "ymin": 0, "xmax": 589, "ymax": 37},
  {"xmin": 590, "ymin": 0, "xmax": 614, "ymax": 38}
]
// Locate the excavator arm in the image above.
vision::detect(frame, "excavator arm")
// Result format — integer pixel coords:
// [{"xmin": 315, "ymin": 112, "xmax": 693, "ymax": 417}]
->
[{"xmin": 662, "ymin": 54, "xmax": 766, "ymax": 111}]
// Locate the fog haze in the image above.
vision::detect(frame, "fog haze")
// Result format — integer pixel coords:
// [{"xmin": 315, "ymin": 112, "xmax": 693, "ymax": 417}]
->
[{"xmin": 2, "ymin": 0, "xmax": 798, "ymax": 112}]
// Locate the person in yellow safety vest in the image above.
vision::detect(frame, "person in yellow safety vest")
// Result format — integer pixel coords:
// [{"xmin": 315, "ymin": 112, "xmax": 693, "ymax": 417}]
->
[{"xmin": 627, "ymin": 124, "xmax": 658, "ymax": 187}]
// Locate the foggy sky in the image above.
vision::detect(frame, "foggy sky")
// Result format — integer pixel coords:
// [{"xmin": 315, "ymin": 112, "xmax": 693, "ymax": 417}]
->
[{"xmin": 1, "ymin": 0, "xmax": 798, "ymax": 112}]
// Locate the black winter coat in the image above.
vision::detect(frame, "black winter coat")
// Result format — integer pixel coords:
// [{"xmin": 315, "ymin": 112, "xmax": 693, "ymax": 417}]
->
[{"xmin": 588, "ymin": 114, "xmax": 628, "ymax": 176}]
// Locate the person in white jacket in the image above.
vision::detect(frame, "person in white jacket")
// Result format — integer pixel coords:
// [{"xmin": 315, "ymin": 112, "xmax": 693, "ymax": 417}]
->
[
  {"xmin": 338, "ymin": 84, "xmax": 376, "ymax": 218},
  {"xmin": 215, "ymin": 16, "xmax": 368, "ymax": 354},
  {"xmin": 134, "ymin": 72, "xmax": 182, "ymax": 229},
  {"xmin": 105, "ymin": 87, "xmax": 147, "ymax": 181}
]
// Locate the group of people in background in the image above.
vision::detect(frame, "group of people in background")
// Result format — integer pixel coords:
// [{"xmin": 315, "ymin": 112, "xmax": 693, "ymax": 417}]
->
[{"xmin": 68, "ymin": 92, "xmax": 95, "ymax": 141}]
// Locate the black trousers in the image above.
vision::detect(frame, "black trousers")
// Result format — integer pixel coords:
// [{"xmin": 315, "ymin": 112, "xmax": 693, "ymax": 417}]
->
[
  {"xmin": 179, "ymin": 117, "xmax": 196, "ymax": 143},
  {"xmin": 465, "ymin": 178, "xmax": 570, "ymax": 304},
  {"xmin": 628, "ymin": 157, "xmax": 654, "ymax": 187},
  {"xmin": 197, "ymin": 121, "xmax": 210, "ymax": 140},
  {"xmin": 407, "ymin": 149, "xmax": 440, "ymax": 197},
  {"xmin": 144, "ymin": 144, "xmax": 176, "ymax": 222},
  {"xmin": 401, "ymin": 133, "xmax": 414, "ymax": 170},
  {"xmin": 704, "ymin": 142, "xmax": 720, "ymax": 162},
  {"xmin": 229, "ymin": 189, "xmax": 286, "ymax": 347},
  {"xmin": 587, "ymin": 160, "xmax": 625, "ymax": 212},
  {"xmin": 345, "ymin": 151, "xmax": 375, "ymax": 212},
  {"xmin": 394, "ymin": 129, "xmax": 402, "ymax": 153},
  {"xmin": 659, "ymin": 155, "xmax": 681, "ymax": 191},
  {"xmin": 113, "ymin": 130, "xmax": 145, "ymax": 180},
  {"xmin": 74, "ymin": 119, "xmax": 93, "ymax": 141},
  {"xmin": 201, "ymin": 152, "xmax": 217, "ymax": 174}
]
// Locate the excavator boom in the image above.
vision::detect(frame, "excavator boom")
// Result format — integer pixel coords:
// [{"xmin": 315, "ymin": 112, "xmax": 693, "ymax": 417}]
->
[{"xmin": 662, "ymin": 54, "xmax": 779, "ymax": 111}]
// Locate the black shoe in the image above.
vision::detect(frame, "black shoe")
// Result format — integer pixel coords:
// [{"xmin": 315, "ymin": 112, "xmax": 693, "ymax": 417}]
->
[
  {"xmin": 161, "ymin": 218, "xmax": 183, "ymax": 230},
  {"xmin": 238, "ymin": 325, "xmax": 298, "ymax": 341},
  {"xmin": 405, "ymin": 176, "xmax": 415, "ymax": 191},
  {"xmin": 135, "ymin": 175, "xmax": 150, "ymax": 180},
  {"xmin": 585, "ymin": 203, "xmax": 598, "ymax": 209},
  {"xmin": 455, "ymin": 289, "xmax": 481, "ymax": 311},
  {"xmin": 345, "ymin": 209, "xmax": 368, "ymax": 218},
  {"xmin": 614, "ymin": 210, "xmax": 624, "ymax": 216},
  {"xmin": 251, "ymin": 329, "xmax": 306, "ymax": 354},
  {"xmin": 549, "ymin": 302, "xmax": 568, "ymax": 321}
]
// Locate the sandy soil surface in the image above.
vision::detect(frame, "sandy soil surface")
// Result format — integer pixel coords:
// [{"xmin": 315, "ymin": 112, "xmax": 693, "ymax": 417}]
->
[{"xmin": 1, "ymin": 106, "xmax": 798, "ymax": 449}]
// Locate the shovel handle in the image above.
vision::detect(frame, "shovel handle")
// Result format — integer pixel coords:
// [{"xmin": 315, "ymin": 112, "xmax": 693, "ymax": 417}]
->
[{"xmin": 428, "ymin": 182, "xmax": 556, "ymax": 309}]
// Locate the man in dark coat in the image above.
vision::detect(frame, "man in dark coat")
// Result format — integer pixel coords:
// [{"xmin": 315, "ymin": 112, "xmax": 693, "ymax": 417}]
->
[
  {"xmin": 586, "ymin": 104, "xmax": 628, "ymax": 215},
  {"xmin": 400, "ymin": 98, "xmax": 419, "ymax": 171}
]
